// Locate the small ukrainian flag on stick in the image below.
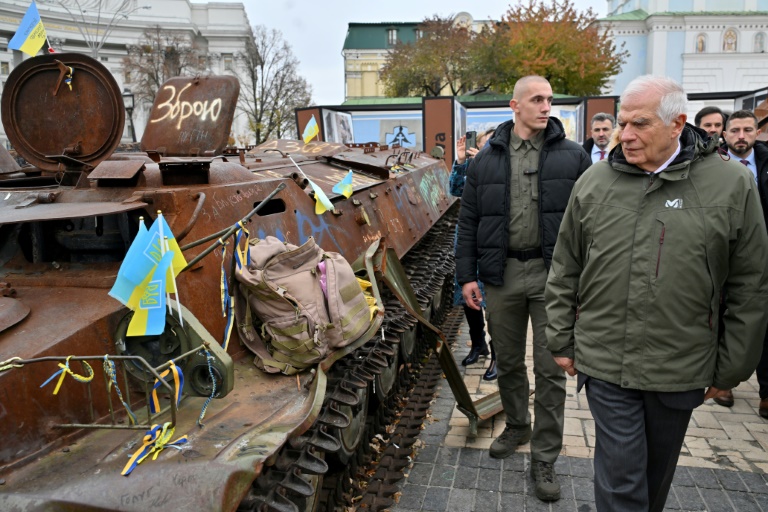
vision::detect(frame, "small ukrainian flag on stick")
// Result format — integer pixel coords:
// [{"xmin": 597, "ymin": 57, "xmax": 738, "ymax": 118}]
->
[
  {"xmin": 302, "ymin": 115, "xmax": 320, "ymax": 144},
  {"xmin": 9, "ymin": 2, "xmax": 49, "ymax": 57}
]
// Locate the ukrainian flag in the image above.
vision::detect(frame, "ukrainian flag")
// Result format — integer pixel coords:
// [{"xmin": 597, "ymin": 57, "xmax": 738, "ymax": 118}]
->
[
  {"xmin": 332, "ymin": 170, "xmax": 354, "ymax": 198},
  {"xmin": 9, "ymin": 2, "xmax": 47, "ymax": 57},
  {"xmin": 308, "ymin": 178, "xmax": 334, "ymax": 214},
  {"xmin": 109, "ymin": 219, "xmax": 148, "ymax": 306},
  {"xmin": 127, "ymin": 250, "xmax": 174, "ymax": 336},
  {"xmin": 302, "ymin": 115, "xmax": 319, "ymax": 144}
]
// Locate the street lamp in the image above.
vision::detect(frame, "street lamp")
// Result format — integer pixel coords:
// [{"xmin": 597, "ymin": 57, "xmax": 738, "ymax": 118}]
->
[{"xmin": 122, "ymin": 88, "xmax": 136, "ymax": 143}]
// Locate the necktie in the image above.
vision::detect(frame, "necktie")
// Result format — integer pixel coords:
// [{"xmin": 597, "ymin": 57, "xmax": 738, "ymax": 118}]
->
[
  {"xmin": 740, "ymin": 159, "xmax": 750, "ymax": 167},
  {"xmin": 599, "ymin": 151, "xmax": 605, "ymax": 161}
]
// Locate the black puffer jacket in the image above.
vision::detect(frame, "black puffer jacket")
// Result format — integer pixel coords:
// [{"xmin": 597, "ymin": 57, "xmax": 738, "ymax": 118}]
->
[{"xmin": 456, "ymin": 117, "xmax": 590, "ymax": 286}]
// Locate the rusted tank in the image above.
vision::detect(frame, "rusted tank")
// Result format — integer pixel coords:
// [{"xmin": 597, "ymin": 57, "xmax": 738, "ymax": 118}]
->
[{"xmin": 0, "ymin": 53, "xmax": 460, "ymax": 511}]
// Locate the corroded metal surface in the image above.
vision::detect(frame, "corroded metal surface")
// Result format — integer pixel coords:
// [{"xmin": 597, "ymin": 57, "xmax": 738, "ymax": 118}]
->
[
  {"xmin": 0, "ymin": 54, "xmax": 458, "ymax": 511},
  {"xmin": 1, "ymin": 53, "xmax": 124, "ymax": 171}
]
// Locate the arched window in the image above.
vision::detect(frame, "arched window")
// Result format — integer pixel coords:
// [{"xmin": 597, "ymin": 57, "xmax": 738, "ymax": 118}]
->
[
  {"xmin": 755, "ymin": 32, "xmax": 766, "ymax": 53},
  {"xmin": 723, "ymin": 28, "xmax": 738, "ymax": 52},
  {"xmin": 695, "ymin": 33, "xmax": 707, "ymax": 53}
]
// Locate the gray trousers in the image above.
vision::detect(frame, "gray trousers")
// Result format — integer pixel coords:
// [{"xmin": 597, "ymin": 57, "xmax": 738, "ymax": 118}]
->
[
  {"xmin": 584, "ymin": 376, "xmax": 695, "ymax": 512},
  {"xmin": 485, "ymin": 257, "xmax": 566, "ymax": 463}
]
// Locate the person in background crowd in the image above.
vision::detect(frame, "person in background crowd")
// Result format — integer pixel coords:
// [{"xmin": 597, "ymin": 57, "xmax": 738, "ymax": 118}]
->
[
  {"xmin": 546, "ymin": 75, "xmax": 768, "ymax": 511},
  {"xmin": 694, "ymin": 105, "xmax": 727, "ymax": 144},
  {"xmin": 451, "ymin": 128, "xmax": 497, "ymax": 380},
  {"xmin": 716, "ymin": 109, "xmax": 768, "ymax": 415},
  {"xmin": 456, "ymin": 75, "xmax": 589, "ymax": 502},
  {"xmin": 582, "ymin": 113, "xmax": 616, "ymax": 164}
]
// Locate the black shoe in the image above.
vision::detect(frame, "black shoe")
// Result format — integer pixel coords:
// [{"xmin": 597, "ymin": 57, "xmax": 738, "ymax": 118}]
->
[
  {"xmin": 462, "ymin": 345, "xmax": 489, "ymax": 366},
  {"xmin": 483, "ymin": 360, "xmax": 497, "ymax": 380},
  {"xmin": 531, "ymin": 460, "xmax": 561, "ymax": 501}
]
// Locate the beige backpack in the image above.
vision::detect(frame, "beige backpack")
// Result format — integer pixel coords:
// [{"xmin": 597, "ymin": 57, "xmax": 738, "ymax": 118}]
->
[{"xmin": 233, "ymin": 236, "xmax": 371, "ymax": 375}]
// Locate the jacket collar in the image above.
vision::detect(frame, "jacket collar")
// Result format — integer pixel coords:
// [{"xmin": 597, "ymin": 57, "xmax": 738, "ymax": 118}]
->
[
  {"xmin": 610, "ymin": 123, "xmax": 715, "ymax": 177},
  {"xmin": 489, "ymin": 117, "xmax": 565, "ymax": 151}
]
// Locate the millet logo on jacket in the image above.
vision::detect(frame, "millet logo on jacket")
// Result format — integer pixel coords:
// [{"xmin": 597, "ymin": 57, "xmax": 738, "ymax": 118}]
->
[{"xmin": 665, "ymin": 199, "xmax": 683, "ymax": 209}]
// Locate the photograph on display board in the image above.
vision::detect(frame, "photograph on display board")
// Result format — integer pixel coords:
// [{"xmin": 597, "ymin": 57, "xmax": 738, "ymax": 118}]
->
[
  {"xmin": 350, "ymin": 111, "xmax": 422, "ymax": 149},
  {"xmin": 322, "ymin": 109, "xmax": 355, "ymax": 144},
  {"xmin": 454, "ymin": 99, "xmax": 467, "ymax": 146}
]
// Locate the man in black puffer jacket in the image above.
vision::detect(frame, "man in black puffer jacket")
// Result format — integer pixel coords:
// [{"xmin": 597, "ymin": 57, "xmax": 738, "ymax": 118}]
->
[{"xmin": 456, "ymin": 75, "xmax": 590, "ymax": 502}]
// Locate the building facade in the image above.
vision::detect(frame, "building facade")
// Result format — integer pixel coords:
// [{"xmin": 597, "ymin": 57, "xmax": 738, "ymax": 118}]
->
[
  {"xmin": 342, "ymin": 12, "xmax": 493, "ymax": 101},
  {"xmin": 600, "ymin": 0, "xmax": 768, "ymax": 104},
  {"xmin": 0, "ymin": 0, "xmax": 254, "ymax": 148}
]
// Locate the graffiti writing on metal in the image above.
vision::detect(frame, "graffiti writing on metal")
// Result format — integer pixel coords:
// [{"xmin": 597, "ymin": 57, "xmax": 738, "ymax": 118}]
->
[
  {"xmin": 418, "ymin": 173, "xmax": 442, "ymax": 211},
  {"xmin": 257, "ymin": 140, "xmax": 345, "ymax": 156},
  {"xmin": 150, "ymin": 83, "xmax": 222, "ymax": 130}
]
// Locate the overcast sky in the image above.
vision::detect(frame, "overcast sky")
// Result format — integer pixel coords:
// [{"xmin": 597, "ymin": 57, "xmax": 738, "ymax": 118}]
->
[{"xmin": 242, "ymin": 1, "xmax": 609, "ymax": 106}]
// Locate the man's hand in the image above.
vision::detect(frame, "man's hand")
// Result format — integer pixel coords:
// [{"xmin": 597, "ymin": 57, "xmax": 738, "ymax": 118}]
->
[
  {"xmin": 554, "ymin": 357, "xmax": 577, "ymax": 376},
  {"xmin": 704, "ymin": 386, "xmax": 730, "ymax": 401},
  {"xmin": 462, "ymin": 282, "xmax": 482, "ymax": 310}
]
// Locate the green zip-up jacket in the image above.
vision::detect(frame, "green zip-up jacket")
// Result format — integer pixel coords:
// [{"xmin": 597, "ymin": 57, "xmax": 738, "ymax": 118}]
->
[{"xmin": 545, "ymin": 125, "xmax": 768, "ymax": 392}]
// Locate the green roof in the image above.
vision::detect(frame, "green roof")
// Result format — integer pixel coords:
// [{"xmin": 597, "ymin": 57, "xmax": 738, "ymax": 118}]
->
[
  {"xmin": 602, "ymin": 9, "xmax": 768, "ymax": 21},
  {"xmin": 343, "ymin": 23, "xmax": 420, "ymax": 50}
]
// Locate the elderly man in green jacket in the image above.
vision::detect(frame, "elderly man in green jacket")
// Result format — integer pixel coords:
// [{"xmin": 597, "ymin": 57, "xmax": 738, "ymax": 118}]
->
[{"xmin": 545, "ymin": 74, "xmax": 768, "ymax": 511}]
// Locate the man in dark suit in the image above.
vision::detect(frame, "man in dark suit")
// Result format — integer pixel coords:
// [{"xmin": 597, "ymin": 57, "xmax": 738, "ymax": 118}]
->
[
  {"xmin": 582, "ymin": 113, "xmax": 615, "ymax": 164},
  {"xmin": 723, "ymin": 110, "xmax": 768, "ymax": 416}
]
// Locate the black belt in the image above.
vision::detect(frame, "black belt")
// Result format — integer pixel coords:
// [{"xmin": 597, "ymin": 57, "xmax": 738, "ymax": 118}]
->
[{"xmin": 508, "ymin": 247, "xmax": 542, "ymax": 261}]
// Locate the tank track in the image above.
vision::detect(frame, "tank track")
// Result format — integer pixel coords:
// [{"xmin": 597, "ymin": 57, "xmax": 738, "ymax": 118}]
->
[{"xmin": 237, "ymin": 206, "xmax": 458, "ymax": 512}]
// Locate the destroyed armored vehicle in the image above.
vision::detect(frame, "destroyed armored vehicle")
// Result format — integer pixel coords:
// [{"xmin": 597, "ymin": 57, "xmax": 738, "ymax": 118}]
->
[{"xmin": 0, "ymin": 53, "xmax": 497, "ymax": 512}]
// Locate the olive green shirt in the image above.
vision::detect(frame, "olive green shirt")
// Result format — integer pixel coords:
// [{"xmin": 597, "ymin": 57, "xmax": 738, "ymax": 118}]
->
[{"xmin": 508, "ymin": 129, "xmax": 543, "ymax": 250}]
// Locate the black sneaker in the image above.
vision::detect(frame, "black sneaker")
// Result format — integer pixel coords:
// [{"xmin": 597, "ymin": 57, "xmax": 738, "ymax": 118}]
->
[
  {"xmin": 489, "ymin": 425, "xmax": 532, "ymax": 459},
  {"xmin": 530, "ymin": 460, "xmax": 561, "ymax": 501}
]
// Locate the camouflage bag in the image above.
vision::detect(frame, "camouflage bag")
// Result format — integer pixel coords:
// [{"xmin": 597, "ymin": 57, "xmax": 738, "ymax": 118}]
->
[{"xmin": 234, "ymin": 236, "xmax": 371, "ymax": 375}]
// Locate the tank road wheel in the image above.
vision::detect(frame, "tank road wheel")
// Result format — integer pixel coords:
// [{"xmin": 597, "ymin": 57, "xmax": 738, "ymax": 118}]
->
[
  {"xmin": 398, "ymin": 324, "xmax": 418, "ymax": 361},
  {"xmin": 374, "ymin": 343, "xmax": 398, "ymax": 404},
  {"xmin": 328, "ymin": 382, "xmax": 370, "ymax": 467}
]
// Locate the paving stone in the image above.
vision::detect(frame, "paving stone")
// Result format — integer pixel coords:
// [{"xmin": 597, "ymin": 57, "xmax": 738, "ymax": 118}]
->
[
  {"xmin": 663, "ymin": 489, "xmax": 681, "ymax": 509},
  {"xmin": 503, "ymin": 453, "xmax": 527, "ymax": 472},
  {"xmin": 458, "ymin": 447, "xmax": 481, "ymax": 467},
  {"xmin": 476, "ymin": 467, "xmax": 502, "ymax": 492},
  {"xmin": 714, "ymin": 469, "xmax": 748, "ymax": 492},
  {"xmin": 726, "ymin": 491, "xmax": 761, "ymax": 512},
  {"xmin": 551, "ymin": 498, "xmax": 578, "ymax": 511},
  {"xmin": 434, "ymin": 446, "xmax": 460, "ymax": 466},
  {"xmin": 406, "ymin": 462, "xmax": 434, "ymax": 486},
  {"xmin": 569, "ymin": 457, "xmax": 593, "ymax": 478},
  {"xmin": 429, "ymin": 464, "xmax": 456, "ymax": 488},
  {"xmin": 572, "ymin": 476, "xmax": 594, "ymax": 502},
  {"xmin": 686, "ymin": 467, "xmax": 720, "ymax": 489},
  {"xmin": 422, "ymin": 486, "xmax": 450, "ymax": 511},
  {"xmin": 576, "ymin": 501, "xmax": 596, "ymax": 511},
  {"xmin": 474, "ymin": 490, "xmax": 500, "ymax": 511},
  {"xmin": 500, "ymin": 492, "xmax": 526, "ymax": 511},
  {"xmin": 416, "ymin": 444, "xmax": 439, "ymax": 464},
  {"xmin": 697, "ymin": 488, "xmax": 734, "ymax": 512},
  {"xmin": 671, "ymin": 467, "xmax": 695, "ymax": 487},
  {"xmin": 453, "ymin": 467, "xmax": 479, "ymax": 489},
  {"xmin": 739, "ymin": 471, "xmax": 768, "ymax": 494},
  {"xmin": 478, "ymin": 449, "xmax": 504, "ymax": 469},
  {"xmin": 558, "ymin": 475, "xmax": 576, "ymax": 501},
  {"xmin": 501, "ymin": 470, "xmax": 526, "ymax": 494},
  {"xmin": 447, "ymin": 488, "xmax": 475, "ymax": 512},
  {"xmin": 526, "ymin": 494, "xmax": 555, "ymax": 511},
  {"xmin": 397, "ymin": 484, "xmax": 427, "ymax": 510},
  {"xmin": 672, "ymin": 485, "xmax": 706, "ymax": 511},
  {"xmin": 555, "ymin": 456, "xmax": 571, "ymax": 476}
]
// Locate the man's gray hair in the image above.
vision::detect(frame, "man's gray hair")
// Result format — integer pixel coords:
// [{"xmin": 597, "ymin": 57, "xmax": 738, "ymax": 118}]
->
[
  {"xmin": 620, "ymin": 75, "xmax": 687, "ymax": 125},
  {"xmin": 591, "ymin": 113, "xmax": 615, "ymax": 127}
]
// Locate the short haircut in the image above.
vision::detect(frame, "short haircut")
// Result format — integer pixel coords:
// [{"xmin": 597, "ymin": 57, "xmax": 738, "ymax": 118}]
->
[
  {"xmin": 512, "ymin": 76, "xmax": 550, "ymax": 100},
  {"xmin": 620, "ymin": 75, "xmax": 687, "ymax": 126},
  {"xmin": 726, "ymin": 109, "xmax": 758, "ymax": 128},
  {"xmin": 694, "ymin": 106, "xmax": 725, "ymax": 127},
  {"xmin": 591, "ymin": 113, "xmax": 615, "ymax": 127}
]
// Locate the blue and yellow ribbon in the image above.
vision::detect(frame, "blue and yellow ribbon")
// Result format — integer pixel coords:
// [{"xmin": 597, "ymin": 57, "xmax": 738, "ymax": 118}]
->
[
  {"xmin": 149, "ymin": 360, "xmax": 184, "ymax": 415},
  {"xmin": 197, "ymin": 349, "xmax": 218, "ymax": 428},
  {"xmin": 234, "ymin": 221, "xmax": 251, "ymax": 273},
  {"xmin": 103, "ymin": 355, "xmax": 137, "ymax": 425},
  {"xmin": 121, "ymin": 422, "xmax": 188, "ymax": 476},
  {"xmin": 39, "ymin": 356, "xmax": 94, "ymax": 395}
]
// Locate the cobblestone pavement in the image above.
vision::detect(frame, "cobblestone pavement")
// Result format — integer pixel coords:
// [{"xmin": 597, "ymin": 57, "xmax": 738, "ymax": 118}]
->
[{"xmin": 390, "ymin": 315, "xmax": 768, "ymax": 511}]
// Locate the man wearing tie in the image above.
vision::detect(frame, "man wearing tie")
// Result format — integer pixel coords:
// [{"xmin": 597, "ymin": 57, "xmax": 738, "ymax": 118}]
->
[
  {"xmin": 722, "ymin": 109, "xmax": 768, "ymax": 416},
  {"xmin": 582, "ymin": 113, "xmax": 615, "ymax": 164}
]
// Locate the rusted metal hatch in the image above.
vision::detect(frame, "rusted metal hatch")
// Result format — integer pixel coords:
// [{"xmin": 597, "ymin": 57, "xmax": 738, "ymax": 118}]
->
[
  {"xmin": 1, "ymin": 53, "xmax": 125, "ymax": 171},
  {"xmin": 141, "ymin": 75, "xmax": 240, "ymax": 157}
]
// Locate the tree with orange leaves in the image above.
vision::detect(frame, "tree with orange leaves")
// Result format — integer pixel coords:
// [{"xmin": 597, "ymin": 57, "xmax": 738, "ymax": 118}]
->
[
  {"xmin": 477, "ymin": 0, "xmax": 628, "ymax": 96},
  {"xmin": 381, "ymin": 1, "xmax": 627, "ymax": 98}
]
